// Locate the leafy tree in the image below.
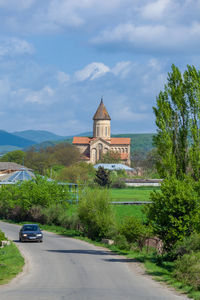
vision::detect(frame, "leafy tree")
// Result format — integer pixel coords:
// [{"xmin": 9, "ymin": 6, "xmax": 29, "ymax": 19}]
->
[
  {"xmin": 147, "ymin": 176, "xmax": 199, "ymax": 250},
  {"xmin": 0, "ymin": 150, "xmax": 25, "ymax": 165},
  {"xmin": 94, "ymin": 166, "xmax": 111, "ymax": 187},
  {"xmin": 153, "ymin": 64, "xmax": 200, "ymax": 179},
  {"xmin": 99, "ymin": 150, "xmax": 121, "ymax": 163},
  {"xmin": 58, "ymin": 162, "xmax": 95, "ymax": 184}
]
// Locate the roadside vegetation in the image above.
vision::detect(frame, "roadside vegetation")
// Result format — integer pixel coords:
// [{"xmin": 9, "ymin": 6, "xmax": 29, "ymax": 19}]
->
[
  {"xmin": 0, "ymin": 229, "xmax": 24, "ymax": 285},
  {"xmin": 2, "ymin": 64, "xmax": 200, "ymax": 297}
]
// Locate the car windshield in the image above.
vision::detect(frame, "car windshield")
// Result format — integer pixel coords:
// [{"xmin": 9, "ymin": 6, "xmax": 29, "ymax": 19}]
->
[{"xmin": 23, "ymin": 225, "xmax": 39, "ymax": 231}]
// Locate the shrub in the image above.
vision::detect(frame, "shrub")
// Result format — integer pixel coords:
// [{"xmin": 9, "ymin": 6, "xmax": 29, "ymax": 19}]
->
[
  {"xmin": 0, "ymin": 230, "xmax": 6, "ymax": 242},
  {"xmin": 119, "ymin": 215, "xmax": 145, "ymax": 244},
  {"xmin": 147, "ymin": 176, "xmax": 199, "ymax": 251},
  {"xmin": 78, "ymin": 188, "xmax": 115, "ymax": 240},
  {"xmin": 174, "ymin": 251, "xmax": 200, "ymax": 290},
  {"xmin": 114, "ymin": 234, "xmax": 130, "ymax": 250},
  {"xmin": 58, "ymin": 211, "xmax": 80, "ymax": 230},
  {"xmin": 111, "ymin": 178, "xmax": 126, "ymax": 189},
  {"xmin": 171, "ymin": 233, "xmax": 200, "ymax": 259}
]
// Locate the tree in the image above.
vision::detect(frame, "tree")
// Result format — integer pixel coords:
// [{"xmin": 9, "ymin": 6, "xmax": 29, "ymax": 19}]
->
[
  {"xmin": 153, "ymin": 64, "xmax": 200, "ymax": 180},
  {"xmin": 99, "ymin": 150, "xmax": 121, "ymax": 163},
  {"xmin": 0, "ymin": 150, "xmax": 25, "ymax": 165},
  {"xmin": 147, "ymin": 176, "xmax": 199, "ymax": 250},
  {"xmin": 94, "ymin": 167, "xmax": 111, "ymax": 187}
]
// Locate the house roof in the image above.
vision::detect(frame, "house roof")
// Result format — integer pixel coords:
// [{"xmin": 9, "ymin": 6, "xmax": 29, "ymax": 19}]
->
[
  {"xmin": 73, "ymin": 137, "xmax": 130, "ymax": 145},
  {"xmin": 0, "ymin": 162, "xmax": 29, "ymax": 171},
  {"xmin": 94, "ymin": 163, "xmax": 133, "ymax": 171},
  {"xmin": 110, "ymin": 138, "xmax": 131, "ymax": 145},
  {"xmin": 93, "ymin": 99, "xmax": 111, "ymax": 120}
]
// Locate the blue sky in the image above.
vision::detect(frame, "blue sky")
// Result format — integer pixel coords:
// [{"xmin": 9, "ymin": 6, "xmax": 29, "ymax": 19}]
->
[{"xmin": 0, "ymin": 0, "xmax": 200, "ymax": 136}]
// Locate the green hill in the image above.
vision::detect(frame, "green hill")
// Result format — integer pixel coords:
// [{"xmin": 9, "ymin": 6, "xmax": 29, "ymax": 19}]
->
[{"xmin": 0, "ymin": 130, "xmax": 35, "ymax": 151}]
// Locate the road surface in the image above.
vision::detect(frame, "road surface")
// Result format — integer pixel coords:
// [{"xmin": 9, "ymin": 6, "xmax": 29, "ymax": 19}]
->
[{"xmin": 0, "ymin": 221, "xmax": 189, "ymax": 300}]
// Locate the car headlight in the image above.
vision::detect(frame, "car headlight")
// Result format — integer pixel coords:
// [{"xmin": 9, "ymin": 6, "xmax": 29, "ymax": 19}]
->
[
  {"xmin": 23, "ymin": 234, "xmax": 27, "ymax": 237},
  {"xmin": 36, "ymin": 234, "xmax": 42, "ymax": 237}
]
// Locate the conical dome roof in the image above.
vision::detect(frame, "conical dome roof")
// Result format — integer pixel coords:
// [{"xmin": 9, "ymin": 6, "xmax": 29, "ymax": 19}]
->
[{"xmin": 93, "ymin": 99, "xmax": 111, "ymax": 120}]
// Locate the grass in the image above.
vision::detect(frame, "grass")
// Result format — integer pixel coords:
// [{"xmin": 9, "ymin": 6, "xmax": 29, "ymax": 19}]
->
[
  {"xmin": 110, "ymin": 187, "xmax": 159, "ymax": 202},
  {"xmin": 0, "ymin": 242, "xmax": 24, "ymax": 285},
  {"xmin": 113, "ymin": 205, "xmax": 146, "ymax": 223}
]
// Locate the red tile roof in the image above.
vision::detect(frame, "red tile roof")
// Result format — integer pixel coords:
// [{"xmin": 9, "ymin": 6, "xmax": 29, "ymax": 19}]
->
[
  {"xmin": 73, "ymin": 137, "xmax": 91, "ymax": 144},
  {"xmin": 73, "ymin": 136, "xmax": 130, "ymax": 145},
  {"xmin": 110, "ymin": 138, "xmax": 131, "ymax": 145}
]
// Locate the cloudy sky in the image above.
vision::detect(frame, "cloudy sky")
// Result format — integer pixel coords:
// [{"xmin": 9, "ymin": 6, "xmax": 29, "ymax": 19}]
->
[{"xmin": 0, "ymin": 0, "xmax": 200, "ymax": 136}]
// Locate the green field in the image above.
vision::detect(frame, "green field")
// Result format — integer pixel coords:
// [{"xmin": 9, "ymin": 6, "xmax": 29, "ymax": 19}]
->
[
  {"xmin": 110, "ymin": 187, "xmax": 159, "ymax": 202},
  {"xmin": 113, "ymin": 205, "xmax": 147, "ymax": 223}
]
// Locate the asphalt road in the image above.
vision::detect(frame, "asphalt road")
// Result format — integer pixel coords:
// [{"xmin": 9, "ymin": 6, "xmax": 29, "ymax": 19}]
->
[{"xmin": 0, "ymin": 221, "xmax": 189, "ymax": 300}]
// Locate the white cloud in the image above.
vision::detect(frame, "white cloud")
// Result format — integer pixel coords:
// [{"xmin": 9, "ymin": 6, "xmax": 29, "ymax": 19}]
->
[
  {"xmin": 56, "ymin": 71, "xmax": 70, "ymax": 84},
  {"xmin": 0, "ymin": 37, "xmax": 34, "ymax": 57},
  {"xmin": 111, "ymin": 61, "xmax": 133, "ymax": 78},
  {"xmin": 92, "ymin": 22, "xmax": 200, "ymax": 53},
  {"xmin": 141, "ymin": 0, "xmax": 172, "ymax": 20},
  {"xmin": 24, "ymin": 86, "xmax": 54, "ymax": 104},
  {"xmin": 74, "ymin": 62, "xmax": 110, "ymax": 81}
]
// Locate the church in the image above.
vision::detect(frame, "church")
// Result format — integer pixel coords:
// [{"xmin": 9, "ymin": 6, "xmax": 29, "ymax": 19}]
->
[{"xmin": 72, "ymin": 99, "xmax": 131, "ymax": 165}]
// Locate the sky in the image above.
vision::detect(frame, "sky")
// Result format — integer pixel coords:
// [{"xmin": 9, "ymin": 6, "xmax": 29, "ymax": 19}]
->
[{"xmin": 0, "ymin": 0, "xmax": 200, "ymax": 136}]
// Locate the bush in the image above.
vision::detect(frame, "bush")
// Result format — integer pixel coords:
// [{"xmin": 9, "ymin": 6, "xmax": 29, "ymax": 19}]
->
[
  {"xmin": 111, "ymin": 178, "xmax": 126, "ymax": 189},
  {"xmin": 147, "ymin": 176, "xmax": 199, "ymax": 251},
  {"xmin": 114, "ymin": 234, "xmax": 130, "ymax": 250},
  {"xmin": 119, "ymin": 215, "xmax": 145, "ymax": 244},
  {"xmin": 171, "ymin": 233, "xmax": 200, "ymax": 259},
  {"xmin": 174, "ymin": 251, "xmax": 200, "ymax": 290},
  {"xmin": 78, "ymin": 188, "xmax": 115, "ymax": 240},
  {"xmin": 0, "ymin": 230, "xmax": 6, "ymax": 242}
]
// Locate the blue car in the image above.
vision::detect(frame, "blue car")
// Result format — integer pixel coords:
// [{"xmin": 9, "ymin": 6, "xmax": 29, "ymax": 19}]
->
[{"xmin": 19, "ymin": 224, "xmax": 43, "ymax": 242}]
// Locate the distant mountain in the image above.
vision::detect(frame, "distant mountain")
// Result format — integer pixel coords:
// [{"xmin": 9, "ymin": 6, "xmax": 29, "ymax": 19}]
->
[
  {"xmin": 0, "ymin": 130, "xmax": 35, "ymax": 152},
  {"xmin": 13, "ymin": 130, "xmax": 93, "ymax": 144},
  {"xmin": 13, "ymin": 130, "xmax": 65, "ymax": 143}
]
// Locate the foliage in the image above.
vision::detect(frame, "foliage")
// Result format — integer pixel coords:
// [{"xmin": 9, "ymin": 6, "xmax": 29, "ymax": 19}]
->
[
  {"xmin": 57, "ymin": 162, "xmax": 95, "ymax": 184},
  {"xmin": 0, "ymin": 176, "xmax": 70, "ymax": 221},
  {"xmin": 153, "ymin": 64, "xmax": 200, "ymax": 180},
  {"xmin": 78, "ymin": 188, "xmax": 115, "ymax": 240},
  {"xmin": 0, "ymin": 230, "xmax": 6, "ymax": 242},
  {"xmin": 24, "ymin": 142, "xmax": 80, "ymax": 174},
  {"xmin": 94, "ymin": 167, "xmax": 111, "ymax": 187},
  {"xmin": 119, "ymin": 215, "xmax": 148, "ymax": 247},
  {"xmin": 174, "ymin": 251, "xmax": 200, "ymax": 290},
  {"xmin": 114, "ymin": 234, "xmax": 130, "ymax": 250},
  {"xmin": 98, "ymin": 150, "xmax": 121, "ymax": 163},
  {"xmin": 172, "ymin": 233, "xmax": 200, "ymax": 258},
  {"xmin": 0, "ymin": 150, "xmax": 25, "ymax": 165},
  {"xmin": 147, "ymin": 176, "xmax": 199, "ymax": 250}
]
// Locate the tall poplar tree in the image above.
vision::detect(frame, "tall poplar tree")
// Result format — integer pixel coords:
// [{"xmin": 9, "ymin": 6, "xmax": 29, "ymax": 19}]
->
[{"xmin": 153, "ymin": 64, "xmax": 200, "ymax": 180}]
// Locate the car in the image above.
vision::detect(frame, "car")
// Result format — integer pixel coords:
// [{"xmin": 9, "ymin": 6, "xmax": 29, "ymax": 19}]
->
[{"xmin": 19, "ymin": 224, "xmax": 43, "ymax": 242}]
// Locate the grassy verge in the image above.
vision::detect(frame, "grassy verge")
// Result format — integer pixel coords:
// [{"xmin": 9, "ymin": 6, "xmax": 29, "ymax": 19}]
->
[{"xmin": 0, "ymin": 242, "xmax": 24, "ymax": 285}]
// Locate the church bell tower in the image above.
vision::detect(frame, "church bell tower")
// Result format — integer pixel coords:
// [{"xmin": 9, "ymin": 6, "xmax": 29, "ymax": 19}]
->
[{"xmin": 93, "ymin": 99, "xmax": 111, "ymax": 139}]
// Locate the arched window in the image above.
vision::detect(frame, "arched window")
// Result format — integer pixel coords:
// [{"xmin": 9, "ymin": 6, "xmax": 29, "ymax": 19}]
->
[{"xmin": 105, "ymin": 127, "xmax": 107, "ymax": 136}]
